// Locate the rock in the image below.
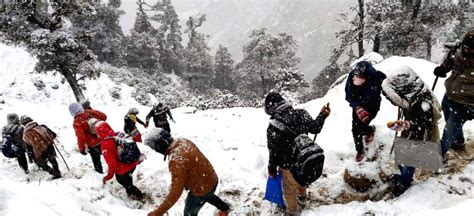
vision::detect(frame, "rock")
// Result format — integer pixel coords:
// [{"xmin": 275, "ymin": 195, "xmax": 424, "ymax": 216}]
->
[
  {"xmin": 32, "ymin": 78, "xmax": 46, "ymax": 90},
  {"xmin": 109, "ymin": 86, "xmax": 121, "ymax": 99}
]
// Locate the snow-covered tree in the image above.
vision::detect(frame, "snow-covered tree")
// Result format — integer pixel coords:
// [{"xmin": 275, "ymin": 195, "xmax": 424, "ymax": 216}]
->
[
  {"xmin": 183, "ymin": 14, "xmax": 213, "ymax": 92},
  {"xmin": 123, "ymin": 0, "xmax": 161, "ymax": 75},
  {"xmin": 72, "ymin": 0, "xmax": 125, "ymax": 66},
  {"xmin": 213, "ymin": 45, "xmax": 236, "ymax": 92},
  {"xmin": 237, "ymin": 28, "xmax": 304, "ymax": 97},
  {"xmin": 0, "ymin": 1, "xmax": 98, "ymax": 102},
  {"xmin": 151, "ymin": 0, "xmax": 184, "ymax": 75}
]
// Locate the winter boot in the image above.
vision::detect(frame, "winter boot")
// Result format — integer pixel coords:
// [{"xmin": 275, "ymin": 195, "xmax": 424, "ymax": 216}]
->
[
  {"xmin": 391, "ymin": 180, "xmax": 410, "ymax": 197},
  {"xmin": 355, "ymin": 151, "xmax": 365, "ymax": 162}
]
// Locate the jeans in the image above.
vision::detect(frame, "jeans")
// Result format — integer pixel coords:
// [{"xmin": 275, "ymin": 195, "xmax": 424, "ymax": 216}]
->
[
  {"xmin": 398, "ymin": 165, "xmax": 415, "ymax": 187},
  {"xmin": 115, "ymin": 168, "xmax": 143, "ymax": 198},
  {"xmin": 88, "ymin": 145, "xmax": 103, "ymax": 173},
  {"xmin": 440, "ymin": 95, "xmax": 474, "ymax": 155},
  {"xmin": 183, "ymin": 184, "xmax": 230, "ymax": 216}
]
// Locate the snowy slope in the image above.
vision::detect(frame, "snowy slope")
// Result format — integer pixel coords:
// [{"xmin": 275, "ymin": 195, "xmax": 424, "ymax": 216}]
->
[{"xmin": 1, "ymin": 43, "xmax": 474, "ymax": 216}]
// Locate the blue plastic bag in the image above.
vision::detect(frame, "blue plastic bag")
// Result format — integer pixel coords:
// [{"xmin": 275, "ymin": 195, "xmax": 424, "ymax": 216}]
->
[{"xmin": 264, "ymin": 174, "xmax": 285, "ymax": 207}]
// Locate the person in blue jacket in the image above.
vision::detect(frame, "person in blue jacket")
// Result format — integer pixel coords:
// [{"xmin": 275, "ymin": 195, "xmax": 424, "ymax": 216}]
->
[{"xmin": 345, "ymin": 61, "xmax": 387, "ymax": 162}]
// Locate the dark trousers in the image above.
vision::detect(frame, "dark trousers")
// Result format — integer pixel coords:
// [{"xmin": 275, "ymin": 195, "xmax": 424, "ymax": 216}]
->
[
  {"xmin": 115, "ymin": 168, "xmax": 143, "ymax": 198},
  {"xmin": 17, "ymin": 152, "xmax": 28, "ymax": 173},
  {"xmin": 398, "ymin": 165, "xmax": 415, "ymax": 187},
  {"xmin": 184, "ymin": 184, "xmax": 230, "ymax": 216},
  {"xmin": 351, "ymin": 109, "xmax": 378, "ymax": 153},
  {"xmin": 88, "ymin": 145, "xmax": 103, "ymax": 173},
  {"xmin": 441, "ymin": 95, "xmax": 474, "ymax": 155},
  {"xmin": 155, "ymin": 123, "xmax": 171, "ymax": 133},
  {"xmin": 37, "ymin": 146, "xmax": 61, "ymax": 177}
]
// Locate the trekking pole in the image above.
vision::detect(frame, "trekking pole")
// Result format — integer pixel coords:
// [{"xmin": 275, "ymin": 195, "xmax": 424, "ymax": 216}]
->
[
  {"xmin": 432, "ymin": 77, "xmax": 439, "ymax": 92},
  {"xmin": 53, "ymin": 143, "xmax": 70, "ymax": 171},
  {"xmin": 390, "ymin": 108, "xmax": 402, "ymax": 155},
  {"xmin": 314, "ymin": 102, "xmax": 330, "ymax": 142}
]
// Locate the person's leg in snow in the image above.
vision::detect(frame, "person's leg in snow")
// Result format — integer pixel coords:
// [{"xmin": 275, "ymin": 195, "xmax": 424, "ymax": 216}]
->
[
  {"xmin": 17, "ymin": 152, "xmax": 29, "ymax": 174},
  {"xmin": 88, "ymin": 145, "xmax": 103, "ymax": 173},
  {"xmin": 160, "ymin": 124, "xmax": 171, "ymax": 133},
  {"xmin": 280, "ymin": 168, "xmax": 306, "ymax": 215},
  {"xmin": 183, "ymin": 185, "xmax": 230, "ymax": 216},
  {"xmin": 441, "ymin": 96, "xmax": 469, "ymax": 155},
  {"xmin": 392, "ymin": 165, "xmax": 415, "ymax": 197},
  {"xmin": 115, "ymin": 169, "xmax": 143, "ymax": 200}
]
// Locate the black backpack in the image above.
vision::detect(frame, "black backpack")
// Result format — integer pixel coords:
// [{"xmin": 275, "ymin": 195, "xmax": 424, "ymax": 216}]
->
[
  {"xmin": 291, "ymin": 134, "xmax": 325, "ymax": 186},
  {"xmin": 1, "ymin": 135, "xmax": 18, "ymax": 158},
  {"xmin": 269, "ymin": 119, "xmax": 325, "ymax": 186},
  {"xmin": 107, "ymin": 132, "xmax": 141, "ymax": 164}
]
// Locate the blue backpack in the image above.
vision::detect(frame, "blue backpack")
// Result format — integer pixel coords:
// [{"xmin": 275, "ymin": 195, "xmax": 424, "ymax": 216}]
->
[{"xmin": 1, "ymin": 135, "xmax": 18, "ymax": 158}]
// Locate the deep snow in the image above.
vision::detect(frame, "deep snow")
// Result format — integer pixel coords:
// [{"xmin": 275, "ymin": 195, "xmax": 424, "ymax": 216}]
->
[{"xmin": 0, "ymin": 43, "xmax": 474, "ymax": 216}]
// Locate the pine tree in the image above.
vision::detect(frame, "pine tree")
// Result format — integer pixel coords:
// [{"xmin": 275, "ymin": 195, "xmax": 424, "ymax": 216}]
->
[
  {"xmin": 124, "ymin": 0, "xmax": 161, "ymax": 75},
  {"xmin": 183, "ymin": 14, "xmax": 213, "ymax": 92},
  {"xmin": 0, "ymin": 1, "xmax": 98, "ymax": 102},
  {"xmin": 151, "ymin": 0, "xmax": 184, "ymax": 75},
  {"xmin": 237, "ymin": 28, "xmax": 306, "ymax": 97},
  {"xmin": 72, "ymin": 0, "xmax": 125, "ymax": 65},
  {"xmin": 213, "ymin": 45, "xmax": 235, "ymax": 91}
]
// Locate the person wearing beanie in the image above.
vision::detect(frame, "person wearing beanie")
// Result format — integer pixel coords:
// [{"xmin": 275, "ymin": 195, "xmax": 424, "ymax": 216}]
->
[
  {"xmin": 145, "ymin": 128, "xmax": 230, "ymax": 216},
  {"xmin": 124, "ymin": 107, "xmax": 147, "ymax": 142},
  {"xmin": 69, "ymin": 102, "xmax": 107, "ymax": 173},
  {"xmin": 21, "ymin": 115, "xmax": 61, "ymax": 179},
  {"xmin": 265, "ymin": 91, "xmax": 330, "ymax": 215},
  {"xmin": 345, "ymin": 61, "xmax": 387, "ymax": 162},
  {"xmin": 2, "ymin": 113, "xmax": 32, "ymax": 174},
  {"xmin": 434, "ymin": 28, "xmax": 474, "ymax": 156},
  {"xmin": 382, "ymin": 66, "xmax": 442, "ymax": 197}
]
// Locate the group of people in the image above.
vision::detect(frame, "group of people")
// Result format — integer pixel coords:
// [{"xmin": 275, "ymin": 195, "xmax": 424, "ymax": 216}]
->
[{"xmin": 1, "ymin": 29, "xmax": 473, "ymax": 216}]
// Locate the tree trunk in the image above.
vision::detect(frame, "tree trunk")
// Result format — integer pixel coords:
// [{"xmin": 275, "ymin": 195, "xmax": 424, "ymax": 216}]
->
[
  {"xmin": 426, "ymin": 37, "xmax": 432, "ymax": 60},
  {"xmin": 260, "ymin": 74, "xmax": 267, "ymax": 97},
  {"xmin": 411, "ymin": 0, "xmax": 422, "ymax": 20},
  {"xmin": 358, "ymin": 0, "xmax": 365, "ymax": 57},
  {"xmin": 373, "ymin": 34, "xmax": 380, "ymax": 53},
  {"xmin": 63, "ymin": 70, "xmax": 85, "ymax": 102}
]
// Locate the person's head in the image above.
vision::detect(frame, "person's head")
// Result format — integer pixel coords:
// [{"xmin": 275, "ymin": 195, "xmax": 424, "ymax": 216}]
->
[
  {"xmin": 128, "ymin": 107, "xmax": 139, "ymax": 115},
  {"xmin": 80, "ymin": 100, "xmax": 91, "ymax": 110},
  {"xmin": 144, "ymin": 128, "xmax": 173, "ymax": 155},
  {"xmin": 382, "ymin": 66, "xmax": 426, "ymax": 109},
  {"xmin": 87, "ymin": 118, "xmax": 100, "ymax": 135},
  {"xmin": 462, "ymin": 28, "xmax": 474, "ymax": 56},
  {"xmin": 264, "ymin": 90, "xmax": 286, "ymax": 116},
  {"xmin": 69, "ymin": 103, "xmax": 85, "ymax": 117},
  {"xmin": 6, "ymin": 113, "xmax": 20, "ymax": 125},
  {"xmin": 351, "ymin": 61, "xmax": 376, "ymax": 86},
  {"xmin": 20, "ymin": 115, "xmax": 33, "ymax": 126}
]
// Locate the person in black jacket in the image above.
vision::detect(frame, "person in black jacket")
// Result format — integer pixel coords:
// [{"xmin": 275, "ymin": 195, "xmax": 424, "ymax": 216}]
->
[
  {"xmin": 2, "ymin": 113, "xmax": 33, "ymax": 174},
  {"xmin": 124, "ymin": 108, "xmax": 147, "ymax": 142},
  {"xmin": 265, "ymin": 91, "xmax": 330, "ymax": 216},
  {"xmin": 146, "ymin": 102, "xmax": 175, "ymax": 133},
  {"xmin": 345, "ymin": 61, "xmax": 387, "ymax": 162}
]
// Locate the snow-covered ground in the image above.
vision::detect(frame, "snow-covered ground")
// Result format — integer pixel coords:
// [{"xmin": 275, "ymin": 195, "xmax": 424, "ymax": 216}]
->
[{"xmin": 1, "ymin": 43, "xmax": 473, "ymax": 216}]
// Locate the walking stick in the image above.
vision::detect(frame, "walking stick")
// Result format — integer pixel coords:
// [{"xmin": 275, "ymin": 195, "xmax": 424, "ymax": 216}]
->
[
  {"xmin": 314, "ymin": 102, "xmax": 330, "ymax": 142},
  {"xmin": 390, "ymin": 108, "xmax": 402, "ymax": 155},
  {"xmin": 53, "ymin": 143, "xmax": 70, "ymax": 171},
  {"xmin": 432, "ymin": 77, "xmax": 439, "ymax": 92}
]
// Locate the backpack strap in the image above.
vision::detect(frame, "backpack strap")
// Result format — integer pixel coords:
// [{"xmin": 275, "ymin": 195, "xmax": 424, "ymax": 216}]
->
[{"xmin": 269, "ymin": 119, "xmax": 296, "ymax": 136}]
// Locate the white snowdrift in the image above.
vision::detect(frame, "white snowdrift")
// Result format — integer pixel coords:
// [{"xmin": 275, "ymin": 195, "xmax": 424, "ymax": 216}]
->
[{"xmin": 0, "ymin": 44, "xmax": 473, "ymax": 216}]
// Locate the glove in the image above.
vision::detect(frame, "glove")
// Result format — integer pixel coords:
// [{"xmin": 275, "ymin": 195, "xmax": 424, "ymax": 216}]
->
[
  {"xmin": 144, "ymin": 123, "xmax": 149, "ymax": 129},
  {"xmin": 434, "ymin": 66, "xmax": 447, "ymax": 78},
  {"xmin": 387, "ymin": 120, "xmax": 410, "ymax": 131},
  {"xmin": 268, "ymin": 166, "xmax": 278, "ymax": 178},
  {"xmin": 355, "ymin": 106, "xmax": 370, "ymax": 123},
  {"xmin": 80, "ymin": 150, "xmax": 87, "ymax": 156},
  {"xmin": 320, "ymin": 104, "xmax": 331, "ymax": 117}
]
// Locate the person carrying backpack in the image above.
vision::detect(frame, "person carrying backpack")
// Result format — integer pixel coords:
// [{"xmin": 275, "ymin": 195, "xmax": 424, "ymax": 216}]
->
[
  {"xmin": 88, "ymin": 119, "xmax": 144, "ymax": 200},
  {"xmin": 146, "ymin": 102, "xmax": 175, "ymax": 133},
  {"xmin": 69, "ymin": 102, "xmax": 107, "ymax": 173},
  {"xmin": 265, "ymin": 91, "xmax": 330, "ymax": 216},
  {"xmin": 124, "ymin": 108, "xmax": 147, "ymax": 142},
  {"xmin": 1, "ymin": 113, "xmax": 33, "ymax": 174},
  {"xmin": 21, "ymin": 115, "xmax": 61, "ymax": 179},
  {"xmin": 345, "ymin": 61, "xmax": 387, "ymax": 162},
  {"xmin": 434, "ymin": 28, "xmax": 474, "ymax": 156},
  {"xmin": 382, "ymin": 67, "xmax": 442, "ymax": 197},
  {"xmin": 145, "ymin": 128, "xmax": 231, "ymax": 216}
]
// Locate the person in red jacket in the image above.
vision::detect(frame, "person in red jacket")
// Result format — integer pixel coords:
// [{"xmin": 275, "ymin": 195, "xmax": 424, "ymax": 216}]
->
[
  {"xmin": 90, "ymin": 119, "xmax": 145, "ymax": 200},
  {"xmin": 69, "ymin": 102, "xmax": 107, "ymax": 173}
]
